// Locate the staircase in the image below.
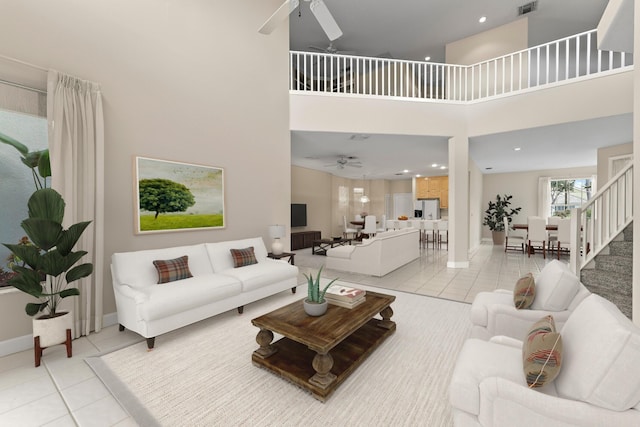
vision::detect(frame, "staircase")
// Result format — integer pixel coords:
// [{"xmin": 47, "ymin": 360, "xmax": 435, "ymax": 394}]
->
[{"xmin": 580, "ymin": 223, "xmax": 633, "ymax": 318}]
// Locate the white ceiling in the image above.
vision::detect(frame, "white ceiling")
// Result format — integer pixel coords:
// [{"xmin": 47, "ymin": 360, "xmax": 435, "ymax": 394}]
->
[{"xmin": 284, "ymin": 0, "xmax": 631, "ymax": 180}]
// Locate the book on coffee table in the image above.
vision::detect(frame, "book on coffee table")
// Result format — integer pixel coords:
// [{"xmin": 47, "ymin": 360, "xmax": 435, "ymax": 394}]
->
[
  {"xmin": 324, "ymin": 284, "xmax": 366, "ymax": 302},
  {"xmin": 326, "ymin": 297, "xmax": 365, "ymax": 309}
]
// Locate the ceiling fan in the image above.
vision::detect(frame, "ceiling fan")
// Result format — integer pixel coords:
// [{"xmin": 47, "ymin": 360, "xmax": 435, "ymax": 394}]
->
[
  {"xmin": 259, "ymin": 0, "xmax": 343, "ymax": 41},
  {"xmin": 308, "ymin": 42, "xmax": 355, "ymax": 55},
  {"xmin": 324, "ymin": 155, "xmax": 362, "ymax": 170}
]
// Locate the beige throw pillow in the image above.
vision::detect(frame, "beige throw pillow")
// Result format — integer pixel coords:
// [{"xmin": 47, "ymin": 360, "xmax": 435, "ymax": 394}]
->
[
  {"xmin": 513, "ymin": 273, "xmax": 535, "ymax": 309},
  {"xmin": 522, "ymin": 315, "xmax": 563, "ymax": 388}
]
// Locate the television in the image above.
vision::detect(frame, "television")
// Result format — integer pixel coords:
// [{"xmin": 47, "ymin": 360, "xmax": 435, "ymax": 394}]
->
[{"xmin": 291, "ymin": 203, "xmax": 307, "ymax": 227}]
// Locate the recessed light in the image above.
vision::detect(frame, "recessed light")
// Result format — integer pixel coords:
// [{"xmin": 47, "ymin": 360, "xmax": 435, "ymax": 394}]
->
[
  {"xmin": 424, "ymin": 56, "xmax": 431, "ymax": 61},
  {"xmin": 415, "ymin": 174, "xmax": 421, "ymax": 178},
  {"xmin": 479, "ymin": 16, "xmax": 487, "ymax": 23},
  {"xmin": 514, "ymin": 147, "xmax": 521, "ymax": 151},
  {"xmin": 403, "ymin": 169, "xmax": 409, "ymax": 173},
  {"xmin": 431, "ymin": 163, "xmax": 438, "ymax": 167},
  {"xmin": 440, "ymin": 166, "xmax": 447, "ymax": 170}
]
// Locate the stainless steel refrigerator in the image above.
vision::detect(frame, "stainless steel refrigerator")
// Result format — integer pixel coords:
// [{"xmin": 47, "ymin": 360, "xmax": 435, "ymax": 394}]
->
[{"xmin": 415, "ymin": 199, "xmax": 440, "ymax": 219}]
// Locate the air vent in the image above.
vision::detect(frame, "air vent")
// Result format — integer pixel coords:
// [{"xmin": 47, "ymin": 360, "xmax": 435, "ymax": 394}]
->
[{"xmin": 518, "ymin": 1, "xmax": 538, "ymax": 16}]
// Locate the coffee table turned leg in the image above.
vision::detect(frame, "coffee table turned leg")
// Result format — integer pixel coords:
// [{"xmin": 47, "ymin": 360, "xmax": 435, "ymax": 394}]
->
[
  {"xmin": 378, "ymin": 306, "xmax": 395, "ymax": 330},
  {"xmin": 309, "ymin": 352, "xmax": 337, "ymax": 389},
  {"xmin": 253, "ymin": 328, "xmax": 276, "ymax": 359}
]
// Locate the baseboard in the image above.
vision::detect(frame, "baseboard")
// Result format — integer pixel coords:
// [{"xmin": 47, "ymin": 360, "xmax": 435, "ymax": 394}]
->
[{"xmin": 0, "ymin": 311, "xmax": 119, "ymax": 358}]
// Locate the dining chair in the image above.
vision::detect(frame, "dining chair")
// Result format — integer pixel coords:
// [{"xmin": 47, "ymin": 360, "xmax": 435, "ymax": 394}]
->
[
  {"xmin": 343, "ymin": 215, "xmax": 358, "ymax": 239},
  {"xmin": 377, "ymin": 214, "xmax": 387, "ymax": 233},
  {"xmin": 547, "ymin": 215, "xmax": 560, "ymax": 253},
  {"xmin": 503, "ymin": 217, "xmax": 525, "ymax": 253},
  {"xmin": 527, "ymin": 216, "xmax": 548, "ymax": 258},
  {"xmin": 362, "ymin": 215, "xmax": 377, "ymax": 238},
  {"xmin": 386, "ymin": 219, "xmax": 396, "ymax": 230},
  {"xmin": 555, "ymin": 218, "xmax": 572, "ymax": 259},
  {"xmin": 436, "ymin": 220, "xmax": 448, "ymax": 250}
]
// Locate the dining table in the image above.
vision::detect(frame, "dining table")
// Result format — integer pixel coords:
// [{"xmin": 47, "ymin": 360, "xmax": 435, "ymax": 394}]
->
[{"xmin": 512, "ymin": 224, "xmax": 558, "ymax": 231}]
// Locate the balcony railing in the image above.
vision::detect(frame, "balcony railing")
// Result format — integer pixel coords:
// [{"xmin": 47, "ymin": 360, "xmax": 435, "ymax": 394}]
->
[
  {"xmin": 290, "ymin": 29, "xmax": 633, "ymax": 102},
  {"xmin": 570, "ymin": 162, "xmax": 633, "ymax": 274}
]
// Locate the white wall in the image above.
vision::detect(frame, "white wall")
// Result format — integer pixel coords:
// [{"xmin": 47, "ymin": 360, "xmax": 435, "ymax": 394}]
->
[{"xmin": 0, "ymin": 0, "xmax": 289, "ymax": 344}]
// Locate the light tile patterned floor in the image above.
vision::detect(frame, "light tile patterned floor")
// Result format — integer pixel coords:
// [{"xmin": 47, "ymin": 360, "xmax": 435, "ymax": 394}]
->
[{"xmin": 0, "ymin": 242, "xmax": 559, "ymax": 426}]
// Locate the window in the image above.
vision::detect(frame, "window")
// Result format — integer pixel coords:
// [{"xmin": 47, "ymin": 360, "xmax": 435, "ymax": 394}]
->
[
  {"xmin": 550, "ymin": 178, "xmax": 593, "ymax": 217},
  {"xmin": 0, "ymin": 82, "xmax": 48, "ymax": 288}
]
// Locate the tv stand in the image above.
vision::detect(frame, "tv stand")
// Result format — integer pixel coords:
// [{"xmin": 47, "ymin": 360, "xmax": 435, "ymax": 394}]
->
[{"xmin": 291, "ymin": 230, "xmax": 321, "ymax": 250}]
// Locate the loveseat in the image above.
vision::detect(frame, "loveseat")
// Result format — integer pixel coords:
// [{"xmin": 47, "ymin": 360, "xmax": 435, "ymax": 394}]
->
[
  {"xmin": 111, "ymin": 237, "xmax": 298, "ymax": 348},
  {"xmin": 325, "ymin": 228, "xmax": 420, "ymax": 276}
]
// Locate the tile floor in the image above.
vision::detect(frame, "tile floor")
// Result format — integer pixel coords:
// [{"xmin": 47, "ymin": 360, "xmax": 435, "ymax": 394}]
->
[{"xmin": 0, "ymin": 242, "xmax": 560, "ymax": 426}]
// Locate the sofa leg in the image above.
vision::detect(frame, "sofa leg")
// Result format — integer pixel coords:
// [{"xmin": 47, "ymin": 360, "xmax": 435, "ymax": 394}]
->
[
  {"xmin": 118, "ymin": 324, "xmax": 125, "ymax": 332},
  {"xmin": 146, "ymin": 337, "xmax": 155, "ymax": 350},
  {"xmin": 237, "ymin": 306, "xmax": 244, "ymax": 314},
  {"xmin": 291, "ymin": 287, "xmax": 297, "ymax": 294}
]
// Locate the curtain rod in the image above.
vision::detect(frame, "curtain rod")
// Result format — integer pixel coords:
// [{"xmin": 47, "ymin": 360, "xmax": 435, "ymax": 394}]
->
[{"xmin": 0, "ymin": 78, "xmax": 46, "ymax": 95}]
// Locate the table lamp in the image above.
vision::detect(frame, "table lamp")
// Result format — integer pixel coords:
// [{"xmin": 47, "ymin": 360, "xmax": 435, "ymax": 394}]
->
[{"xmin": 268, "ymin": 224, "xmax": 286, "ymax": 255}]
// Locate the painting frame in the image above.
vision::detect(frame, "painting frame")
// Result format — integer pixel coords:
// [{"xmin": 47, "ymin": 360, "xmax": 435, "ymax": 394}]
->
[{"xmin": 134, "ymin": 156, "xmax": 225, "ymax": 234}]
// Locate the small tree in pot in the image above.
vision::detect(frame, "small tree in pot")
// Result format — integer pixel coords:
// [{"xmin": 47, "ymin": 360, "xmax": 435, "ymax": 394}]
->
[{"xmin": 483, "ymin": 194, "xmax": 521, "ymax": 245}]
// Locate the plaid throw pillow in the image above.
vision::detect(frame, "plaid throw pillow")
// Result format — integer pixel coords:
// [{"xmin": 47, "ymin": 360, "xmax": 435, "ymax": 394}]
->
[
  {"xmin": 153, "ymin": 255, "xmax": 193, "ymax": 284},
  {"xmin": 230, "ymin": 247, "xmax": 258, "ymax": 268},
  {"xmin": 514, "ymin": 273, "xmax": 535, "ymax": 309},
  {"xmin": 522, "ymin": 315, "xmax": 563, "ymax": 388}
]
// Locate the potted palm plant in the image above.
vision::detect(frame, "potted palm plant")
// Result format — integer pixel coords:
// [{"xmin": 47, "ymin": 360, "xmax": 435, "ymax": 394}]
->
[
  {"xmin": 483, "ymin": 194, "xmax": 522, "ymax": 245},
  {"xmin": 303, "ymin": 266, "xmax": 338, "ymax": 316},
  {"xmin": 2, "ymin": 131, "xmax": 93, "ymax": 366}
]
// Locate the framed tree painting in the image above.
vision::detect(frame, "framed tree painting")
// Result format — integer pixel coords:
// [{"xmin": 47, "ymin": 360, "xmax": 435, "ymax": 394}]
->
[{"xmin": 134, "ymin": 156, "xmax": 225, "ymax": 234}]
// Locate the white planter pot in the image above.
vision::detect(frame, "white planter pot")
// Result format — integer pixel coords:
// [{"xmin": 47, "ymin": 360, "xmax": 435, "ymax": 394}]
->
[
  {"xmin": 303, "ymin": 299, "xmax": 328, "ymax": 316},
  {"xmin": 33, "ymin": 311, "xmax": 73, "ymax": 348}
]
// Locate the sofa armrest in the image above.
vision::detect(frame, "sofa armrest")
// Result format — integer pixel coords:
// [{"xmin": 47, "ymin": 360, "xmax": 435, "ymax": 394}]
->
[
  {"xmin": 113, "ymin": 282, "xmax": 148, "ymax": 304},
  {"xmin": 478, "ymin": 377, "xmax": 640, "ymax": 427},
  {"xmin": 486, "ymin": 304, "xmax": 572, "ymax": 340}
]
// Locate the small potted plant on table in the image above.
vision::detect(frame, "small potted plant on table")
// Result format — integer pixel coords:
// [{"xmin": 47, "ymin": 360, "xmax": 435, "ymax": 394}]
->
[{"xmin": 303, "ymin": 266, "xmax": 338, "ymax": 316}]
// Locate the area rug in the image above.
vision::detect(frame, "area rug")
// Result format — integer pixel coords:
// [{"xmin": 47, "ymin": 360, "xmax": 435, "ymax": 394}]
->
[{"xmin": 86, "ymin": 285, "xmax": 471, "ymax": 426}]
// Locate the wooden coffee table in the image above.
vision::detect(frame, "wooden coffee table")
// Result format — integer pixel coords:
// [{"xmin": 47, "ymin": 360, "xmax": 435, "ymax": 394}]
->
[{"xmin": 251, "ymin": 291, "xmax": 395, "ymax": 401}]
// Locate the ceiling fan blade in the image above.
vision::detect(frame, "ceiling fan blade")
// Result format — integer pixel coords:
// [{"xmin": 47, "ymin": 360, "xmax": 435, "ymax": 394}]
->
[
  {"xmin": 258, "ymin": 0, "xmax": 300, "ymax": 35},
  {"xmin": 309, "ymin": 0, "xmax": 343, "ymax": 41},
  {"xmin": 348, "ymin": 164, "xmax": 362, "ymax": 168}
]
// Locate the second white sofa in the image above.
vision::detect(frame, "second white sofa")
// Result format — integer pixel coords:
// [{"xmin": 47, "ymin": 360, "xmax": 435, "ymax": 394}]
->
[{"xmin": 325, "ymin": 228, "xmax": 420, "ymax": 276}]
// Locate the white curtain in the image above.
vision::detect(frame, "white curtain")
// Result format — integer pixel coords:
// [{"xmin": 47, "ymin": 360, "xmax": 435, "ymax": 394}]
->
[
  {"xmin": 538, "ymin": 176, "xmax": 551, "ymax": 217},
  {"xmin": 47, "ymin": 70, "xmax": 104, "ymax": 338}
]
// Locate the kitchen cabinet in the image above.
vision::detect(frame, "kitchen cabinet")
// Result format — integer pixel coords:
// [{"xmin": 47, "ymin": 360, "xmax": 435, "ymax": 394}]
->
[{"xmin": 415, "ymin": 176, "xmax": 448, "ymax": 208}]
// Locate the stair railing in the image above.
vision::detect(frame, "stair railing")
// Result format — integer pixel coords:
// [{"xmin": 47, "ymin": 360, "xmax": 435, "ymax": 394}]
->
[{"xmin": 570, "ymin": 162, "xmax": 633, "ymax": 274}]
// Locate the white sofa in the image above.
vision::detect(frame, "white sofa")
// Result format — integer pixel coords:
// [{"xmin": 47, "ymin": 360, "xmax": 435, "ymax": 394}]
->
[
  {"xmin": 325, "ymin": 228, "xmax": 420, "ymax": 276},
  {"xmin": 111, "ymin": 237, "xmax": 298, "ymax": 348},
  {"xmin": 450, "ymin": 294, "xmax": 640, "ymax": 426},
  {"xmin": 470, "ymin": 260, "xmax": 591, "ymax": 340}
]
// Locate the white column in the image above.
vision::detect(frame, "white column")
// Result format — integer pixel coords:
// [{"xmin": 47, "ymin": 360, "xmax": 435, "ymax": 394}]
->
[
  {"xmin": 448, "ymin": 135, "xmax": 470, "ymax": 268},
  {"xmin": 633, "ymin": 0, "xmax": 640, "ymax": 325}
]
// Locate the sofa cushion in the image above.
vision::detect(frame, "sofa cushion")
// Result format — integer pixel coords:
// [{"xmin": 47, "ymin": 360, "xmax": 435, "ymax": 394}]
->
[
  {"xmin": 230, "ymin": 247, "xmax": 258, "ymax": 268},
  {"xmin": 555, "ymin": 294, "xmax": 640, "ymax": 411},
  {"xmin": 530, "ymin": 260, "xmax": 580, "ymax": 311},
  {"xmin": 137, "ymin": 274, "xmax": 242, "ymax": 321},
  {"xmin": 112, "ymin": 244, "xmax": 213, "ymax": 289},
  {"xmin": 206, "ymin": 238, "xmax": 268, "ymax": 272},
  {"xmin": 218, "ymin": 259, "xmax": 297, "ymax": 292},
  {"xmin": 153, "ymin": 255, "xmax": 193, "ymax": 284},
  {"xmin": 513, "ymin": 273, "xmax": 535, "ymax": 309},
  {"xmin": 522, "ymin": 315, "xmax": 563, "ymax": 388}
]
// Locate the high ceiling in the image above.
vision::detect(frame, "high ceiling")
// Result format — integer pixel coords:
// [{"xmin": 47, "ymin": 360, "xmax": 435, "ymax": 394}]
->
[{"xmin": 282, "ymin": 0, "xmax": 632, "ymax": 180}]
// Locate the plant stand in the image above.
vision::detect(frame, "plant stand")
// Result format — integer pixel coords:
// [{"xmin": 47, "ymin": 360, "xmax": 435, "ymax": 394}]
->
[{"xmin": 32, "ymin": 311, "xmax": 73, "ymax": 367}]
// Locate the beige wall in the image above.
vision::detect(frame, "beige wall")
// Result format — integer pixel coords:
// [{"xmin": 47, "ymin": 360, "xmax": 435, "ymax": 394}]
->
[
  {"xmin": 481, "ymin": 166, "xmax": 597, "ymax": 240},
  {"xmin": 446, "ymin": 18, "xmax": 529, "ymax": 65},
  {"xmin": 291, "ymin": 166, "xmax": 333, "ymax": 238},
  {"xmin": 597, "ymin": 142, "xmax": 633, "ymax": 186},
  {"xmin": 0, "ymin": 0, "xmax": 289, "ymax": 345}
]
